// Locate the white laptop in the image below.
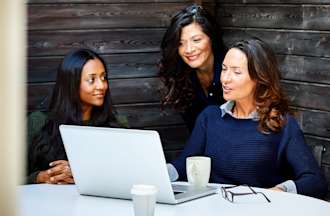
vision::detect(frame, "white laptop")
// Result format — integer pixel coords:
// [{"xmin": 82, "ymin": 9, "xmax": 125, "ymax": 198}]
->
[{"xmin": 59, "ymin": 125, "xmax": 218, "ymax": 204}]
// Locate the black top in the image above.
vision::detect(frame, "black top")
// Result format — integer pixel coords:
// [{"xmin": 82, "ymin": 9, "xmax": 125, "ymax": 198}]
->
[
  {"xmin": 26, "ymin": 111, "xmax": 123, "ymax": 184},
  {"xmin": 182, "ymin": 61, "xmax": 225, "ymax": 131}
]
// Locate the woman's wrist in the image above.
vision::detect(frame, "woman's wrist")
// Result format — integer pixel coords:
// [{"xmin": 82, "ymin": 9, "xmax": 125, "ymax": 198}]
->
[{"xmin": 36, "ymin": 171, "xmax": 48, "ymax": 183}]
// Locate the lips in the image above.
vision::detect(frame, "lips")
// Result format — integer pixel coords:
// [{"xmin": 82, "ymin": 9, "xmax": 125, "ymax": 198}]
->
[
  {"xmin": 185, "ymin": 54, "xmax": 199, "ymax": 61},
  {"xmin": 222, "ymin": 85, "xmax": 233, "ymax": 93},
  {"xmin": 93, "ymin": 93, "xmax": 105, "ymax": 98}
]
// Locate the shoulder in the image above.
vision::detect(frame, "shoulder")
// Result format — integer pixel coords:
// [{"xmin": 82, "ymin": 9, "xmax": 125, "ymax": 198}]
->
[
  {"xmin": 28, "ymin": 111, "xmax": 47, "ymax": 120},
  {"xmin": 27, "ymin": 111, "xmax": 48, "ymax": 136},
  {"xmin": 28, "ymin": 111, "xmax": 48, "ymax": 125},
  {"xmin": 197, "ymin": 105, "xmax": 222, "ymax": 122},
  {"xmin": 278, "ymin": 114, "xmax": 305, "ymax": 146},
  {"xmin": 283, "ymin": 114, "xmax": 302, "ymax": 134},
  {"xmin": 201, "ymin": 105, "xmax": 221, "ymax": 116}
]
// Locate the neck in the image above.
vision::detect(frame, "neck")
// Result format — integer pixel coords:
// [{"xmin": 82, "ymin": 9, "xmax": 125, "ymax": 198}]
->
[
  {"xmin": 82, "ymin": 105, "xmax": 92, "ymax": 121},
  {"xmin": 196, "ymin": 55, "xmax": 215, "ymax": 90},
  {"xmin": 196, "ymin": 54, "xmax": 214, "ymax": 75},
  {"xmin": 233, "ymin": 100, "xmax": 256, "ymax": 118}
]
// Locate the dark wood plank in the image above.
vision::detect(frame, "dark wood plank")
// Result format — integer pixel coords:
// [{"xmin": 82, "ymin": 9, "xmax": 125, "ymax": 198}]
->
[
  {"xmin": 109, "ymin": 77, "xmax": 163, "ymax": 104},
  {"xmin": 282, "ymin": 80, "xmax": 330, "ymax": 112},
  {"xmin": 295, "ymin": 108, "xmax": 330, "ymax": 138},
  {"xmin": 27, "ymin": 77, "xmax": 164, "ymax": 111},
  {"xmin": 29, "ymin": 0, "xmax": 193, "ymax": 3},
  {"xmin": 27, "ymin": 102, "xmax": 185, "ymax": 128},
  {"xmin": 278, "ymin": 55, "xmax": 330, "ymax": 85},
  {"xmin": 115, "ymin": 103, "xmax": 184, "ymax": 128},
  {"xmin": 216, "ymin": 0, "xmax": 330, "ymax": 3},
  {"xmin": 28, "ymin": 3, "xmax": 187, "ymax": 30},
  {"xmin": 145, "ymin": 125, "xmax": 189, "ymax": 151},
  {"xmin": 305, "ymin": 135, "xmax": 330, "ymax": 166},
  {"xmin": 28, "ymin": 29, "xmax": 165, "ymax": 56},
  {"xmin": 222, "ymin": 28, "xmax": 330, "ymax": 58},
  {"xmin": 322, "ymin": 165, "xmax": 330, "ymax": 192},
  {"xmin": 303, "ymin": 5, "xmax": 330, "ymax": 30},
  {"xmin": 217, "ymin": 5, "xmax": 302, "ymax": 30},
  {"xmin": 218, "ymin": 5, "xmax": 330, "ymax": 31},
  {"xmin": 28, "ymin": 52, "xmax": 160, "ymax": 83}
]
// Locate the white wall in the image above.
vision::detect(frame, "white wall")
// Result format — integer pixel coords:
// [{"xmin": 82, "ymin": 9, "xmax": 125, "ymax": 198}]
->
[{"xmin": 0, "ymin": 1, "xmax": 26, "ymax": 215}]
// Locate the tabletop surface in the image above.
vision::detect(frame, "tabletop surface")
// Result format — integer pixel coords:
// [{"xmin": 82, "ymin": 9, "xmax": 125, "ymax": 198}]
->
[{"xmin": 18, "ymin": 184, "xmax": 330, "ymax": 216}]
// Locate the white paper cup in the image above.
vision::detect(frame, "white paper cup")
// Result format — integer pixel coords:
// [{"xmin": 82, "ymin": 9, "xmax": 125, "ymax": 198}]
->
[
  {"xmin": 131, "ymin": 184, "xmax": 158, "ymax": 216},
  {"xmin": 186, "ymin": 156, "xmax": 211, "ymax": 188}
]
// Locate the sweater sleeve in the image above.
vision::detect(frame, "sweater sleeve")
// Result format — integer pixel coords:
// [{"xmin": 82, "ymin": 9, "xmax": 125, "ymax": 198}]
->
[
  {"xmin": 27, "ymin": 111, "xmax": 47, "ymax": 147},
  {"xmin": 171, "ymin": 109, "xmax": 208, "ymax": 181},
  {"xmin": 26, "ymin": 111, "xmax": 48, "ymax": 184},
  {"xmin": 283, "ymin": 117, "xmax": 327, "ymax": 199}
]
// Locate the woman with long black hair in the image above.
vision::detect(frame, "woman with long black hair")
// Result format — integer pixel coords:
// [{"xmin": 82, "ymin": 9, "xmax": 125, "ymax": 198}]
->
[
  {"xmin": 159, "ymin": 4, "xmax": 227, "ymax": 131},
  {"xmin": 27, "ymin": 48, "xmax": 117, "ymax": 184}
]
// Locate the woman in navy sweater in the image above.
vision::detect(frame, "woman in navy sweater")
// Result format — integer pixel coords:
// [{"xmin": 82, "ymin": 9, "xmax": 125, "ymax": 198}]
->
[{"xmin": 169, "ymin": 38, "xmax": 327, "ymax": 199}]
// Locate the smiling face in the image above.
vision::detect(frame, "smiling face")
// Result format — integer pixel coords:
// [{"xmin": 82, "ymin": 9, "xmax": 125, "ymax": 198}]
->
[
  {"xmin": 79, "ymin": 58, "xmax": 108, "ymax": 114},
  {"xmin": 221, "ymin": 48, "xmax": 256, "ymax": 104},
  {"xmin": 178, "ymin": 22, "xmax": 214, "ymax": 71}
]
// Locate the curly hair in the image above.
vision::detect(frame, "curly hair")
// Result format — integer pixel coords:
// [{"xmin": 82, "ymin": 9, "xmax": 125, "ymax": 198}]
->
[
  {"xmin": 159, "ymin": 4, "xmax": 226, "ymax": 111},
  {"xmin": 231, "ymin": 38, "xmax": 292, "ymax": 133}
]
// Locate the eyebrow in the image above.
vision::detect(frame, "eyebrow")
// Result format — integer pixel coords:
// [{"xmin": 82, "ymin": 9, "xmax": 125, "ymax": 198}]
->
[
  {"xmin": 87, "ymin": 71, "xmax": 106, "ymax": 76},
  {"xmin": 222, "ymin": 64, "xmax": 241, "ymax": 69},
  {"xmin": 180, "ymin": 34, "xmax": 204, "ymax": 41}
]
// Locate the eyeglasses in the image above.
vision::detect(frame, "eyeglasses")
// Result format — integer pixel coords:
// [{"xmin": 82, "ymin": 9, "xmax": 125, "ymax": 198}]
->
[{"xmin": 221, "ymin": 185, "xmax": 271, "ymax": 203}]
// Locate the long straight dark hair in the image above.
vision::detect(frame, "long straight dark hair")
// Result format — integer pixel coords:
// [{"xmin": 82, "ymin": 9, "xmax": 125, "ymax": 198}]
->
[{"xmin": 29, "ymin": 48, "xmax": 116, "ymax": 172}]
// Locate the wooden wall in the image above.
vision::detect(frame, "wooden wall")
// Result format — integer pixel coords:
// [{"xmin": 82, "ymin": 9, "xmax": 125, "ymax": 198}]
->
[
  {"xmin": 27, "ymin": 0, "xmax": 197, "ymax": 161},
  {"xmin": 28, "ymin": 0, "xmax": 330, "ymax": 195},
  {"xmin": 215, "ymin": 0, "xmax": 330, "ymax": 197}
]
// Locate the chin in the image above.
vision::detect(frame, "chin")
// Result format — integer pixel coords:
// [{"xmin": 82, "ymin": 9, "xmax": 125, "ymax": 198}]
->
[
  {"xmin": 93, "ymin": 101, "xmax": 104, "ymax": 107},
  {"xmin": 186, "ymin": 61, "xmax": 202, "ymax": 69},
  {"xmin": 223, "ymin": 95, "xmax": 232, "ymax": 101}
]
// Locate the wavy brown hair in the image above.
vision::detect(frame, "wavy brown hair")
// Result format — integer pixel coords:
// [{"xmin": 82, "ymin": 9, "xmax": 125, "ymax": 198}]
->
[
  {"xmin": 231, "ymin": 38, "xmax": 292, "ymax": 133},
  {"xmin": 159, "ymin": 4, "xmax": 226, "ymax": 111}
]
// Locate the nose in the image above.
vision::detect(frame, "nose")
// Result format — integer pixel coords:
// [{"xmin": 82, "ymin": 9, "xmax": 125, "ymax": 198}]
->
[
  {"xmin": 221, "ymin": 71, "xmax": 231, "ymax": 84},
  {"xmin": 184, "ymin": 41, "xmax": 195, "ymax": 54},
  {"xmin": 96, "ymin": 78, "xmax": 107, "ymax": 90}
]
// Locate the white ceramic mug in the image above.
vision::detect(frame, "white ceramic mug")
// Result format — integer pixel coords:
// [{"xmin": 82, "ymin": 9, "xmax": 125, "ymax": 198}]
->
[
  {"xmin": 186, "ymin": 156, "xmax": 211, "ymax": 188},
  {"xmin": 130, "ymin": 184, "xmax": 158, "ymax": 216}
]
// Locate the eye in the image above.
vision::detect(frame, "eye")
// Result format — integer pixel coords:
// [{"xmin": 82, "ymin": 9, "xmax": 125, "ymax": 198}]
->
[
  {"xmin": 234, "ymin": 71, "xmax": 242, "ymax": 75},
  {"xmin": 101, "ymin": 75, "xmax": 107, "ymax": 81},
  {"xmin": 87, "ymin": 77, "xmax": 95, "ymax": 84},
  {"xmin": 193, "ymin": 38, "xmax": 201, "ymax": 43}
]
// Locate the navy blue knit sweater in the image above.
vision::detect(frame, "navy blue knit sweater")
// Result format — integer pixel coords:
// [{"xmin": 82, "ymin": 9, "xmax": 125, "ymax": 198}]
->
[{"xmin": 172, "ymin": 106, "xmax": 327, "ymax": 199}]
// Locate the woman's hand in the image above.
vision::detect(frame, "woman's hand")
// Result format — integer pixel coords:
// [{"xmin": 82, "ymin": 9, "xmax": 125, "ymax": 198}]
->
[
  {"xmin": 36, "ymin": 160, "xmax": 74, "ymax": 184},
  {"xmin": 269, "ymin": 186, "xmax": 285, "ymax": 192}
]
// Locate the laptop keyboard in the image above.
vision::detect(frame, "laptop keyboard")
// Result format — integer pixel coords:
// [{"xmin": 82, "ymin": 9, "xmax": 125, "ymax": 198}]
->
[{"xmin": 172, "ymin": 184, "xmax": 190, "ymax": 192}]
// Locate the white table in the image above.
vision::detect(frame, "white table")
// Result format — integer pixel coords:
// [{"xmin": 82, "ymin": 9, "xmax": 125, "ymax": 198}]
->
[{"xmin": 18, "ymin": 184, "xmax": 330, "ymax": 216}]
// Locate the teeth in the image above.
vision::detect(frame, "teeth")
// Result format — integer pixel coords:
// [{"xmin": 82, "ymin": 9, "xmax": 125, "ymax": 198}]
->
[{"xmin": 186, "ymin": 55, "xmax": 198, "ymax": 60}]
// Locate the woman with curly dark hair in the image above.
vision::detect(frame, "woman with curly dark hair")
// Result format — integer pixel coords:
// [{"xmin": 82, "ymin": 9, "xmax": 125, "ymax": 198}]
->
[
  {"xmin": 27, "ymin": 48, "xmax": 117, "ymax": 184},
  {"xmin": 159, "ymin": 4, "xmax": 226, "ymax": 131},
  {"xmin": 168, "ymin": 38, "xmax": 327, "ymax": 199}
]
